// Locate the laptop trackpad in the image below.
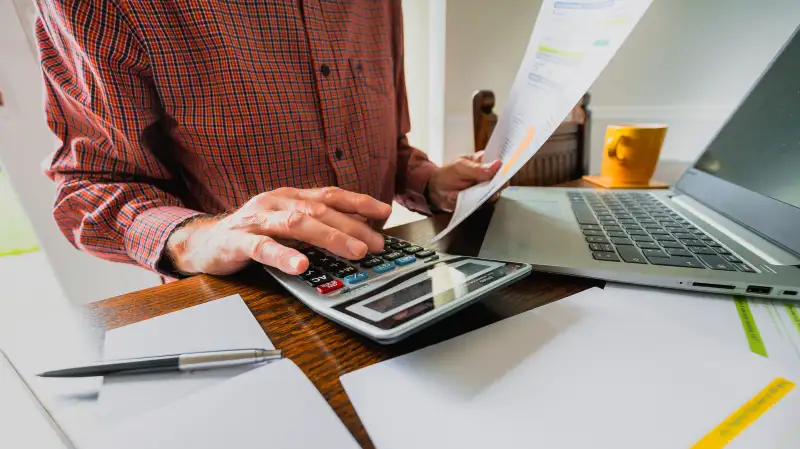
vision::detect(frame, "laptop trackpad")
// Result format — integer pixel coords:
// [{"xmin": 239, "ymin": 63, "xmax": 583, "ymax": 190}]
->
[{"xmin": 479, "ymin": 197, "xmax": 586, "ymax": 264}]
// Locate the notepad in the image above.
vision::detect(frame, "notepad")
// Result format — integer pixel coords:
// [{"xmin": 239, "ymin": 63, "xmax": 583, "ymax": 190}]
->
[
  {"xmin": 84, "ymin": 359, "xmax": 359, "ymax": 449},
  {"xmin": 96, "ymin": 295, "xmax": 274, "ymax": 424},
  {"xmin": 341, "ymin": 287, "xmax": 800, "ymax": 449}
]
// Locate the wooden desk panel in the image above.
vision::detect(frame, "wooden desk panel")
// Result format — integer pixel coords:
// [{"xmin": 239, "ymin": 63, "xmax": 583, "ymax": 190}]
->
[{"xmin": 88, "ymin": 179, "xmax": 650, "ymax": 448}]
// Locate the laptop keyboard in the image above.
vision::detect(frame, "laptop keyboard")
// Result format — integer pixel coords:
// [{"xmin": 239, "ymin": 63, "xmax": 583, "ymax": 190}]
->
[{"xmin": 569, "ymin": 191, "xmax": 756, "ymax": 272}]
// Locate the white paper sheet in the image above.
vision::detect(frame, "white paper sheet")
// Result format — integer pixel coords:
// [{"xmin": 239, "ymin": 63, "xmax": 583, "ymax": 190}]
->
[
  {"xmin": 85, "ymin": 359, "xmax": 359, "ymax": 449},
  {"xmin": 431, "ymin": 0, "xmax": 654, "ymax": 243},
  {"xmin": 96, "ymin": 295, "xmax": 273, "ymax": 425},
  {"xmin": 341, "ymin": 288, "xmax": 800, "ymax": 449},
  {"xmin": 0, "ymin": 351, "xmax": 74, "ymax": 449},
  {"xmin": 604, "ymin": 283, "xmax": 800, "ymax": 374}
]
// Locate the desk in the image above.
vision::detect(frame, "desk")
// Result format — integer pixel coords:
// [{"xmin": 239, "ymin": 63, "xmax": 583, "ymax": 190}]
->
[{"xmin": 86, "ymin": 169, "xmax": 687, "ymax": 448}]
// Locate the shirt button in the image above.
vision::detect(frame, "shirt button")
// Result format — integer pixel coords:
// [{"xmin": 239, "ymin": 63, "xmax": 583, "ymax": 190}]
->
[
  {"xmin": 334, "ymin": 149, "xmax": 344, "ymax": 160},
  {"xmin": 320, "ymin": 64, "xmax": 331, "ymax": 77}
]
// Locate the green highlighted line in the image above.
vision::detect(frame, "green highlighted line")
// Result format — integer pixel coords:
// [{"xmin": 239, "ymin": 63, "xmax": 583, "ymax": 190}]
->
[
  {"xmin": 537, "ymin": 45, "xmax": 584, "ymax": 60},
  {"xmin": 734, "ymin": 297, "xmax": 768, "ymax": 357},
  {"xmin": 786, "ymin": 304, "xmax": 800, "ymax": 337}
]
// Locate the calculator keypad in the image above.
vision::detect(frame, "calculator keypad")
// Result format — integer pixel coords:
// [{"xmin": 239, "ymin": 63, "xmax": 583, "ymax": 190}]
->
[{"xmin": 295, "ymin": 235, "xmax": 438, "ymax": 294}]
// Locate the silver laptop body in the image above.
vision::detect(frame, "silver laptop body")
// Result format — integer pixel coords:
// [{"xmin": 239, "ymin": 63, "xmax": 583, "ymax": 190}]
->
[{"xmin": 479, "ymin": 26, "xmax": 800, "ymax": 301}]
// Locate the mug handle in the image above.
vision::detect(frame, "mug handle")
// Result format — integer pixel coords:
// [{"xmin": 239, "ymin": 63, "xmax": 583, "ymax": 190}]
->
[{"xmin": 606, "ymin": 134, "xmax": 630, "ymax": 161}]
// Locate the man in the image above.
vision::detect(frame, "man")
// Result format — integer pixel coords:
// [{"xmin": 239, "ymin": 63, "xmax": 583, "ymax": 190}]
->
[{"xmin": 35, "ymin": 0, "xmax": 500, "ymax": 279}]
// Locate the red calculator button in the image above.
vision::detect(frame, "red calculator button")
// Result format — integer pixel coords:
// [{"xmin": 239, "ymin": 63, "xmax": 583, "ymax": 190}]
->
[{"xmin": 316, "ymin": 280, "xmax": 344, "ymax": 294}]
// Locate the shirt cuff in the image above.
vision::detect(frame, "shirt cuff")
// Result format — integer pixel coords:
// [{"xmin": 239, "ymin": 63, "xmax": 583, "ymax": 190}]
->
[
  {"xmin": 399, "ymin": 160, "xmax": 439, "ymax": 215},
  {"xmin": 124, "ymin": 206, "xmax": 207, "ymax": 275}
]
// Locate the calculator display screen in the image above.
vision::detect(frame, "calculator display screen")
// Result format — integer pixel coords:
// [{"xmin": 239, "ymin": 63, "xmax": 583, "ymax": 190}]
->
[
  {"xmin": 332, "ymin": 260, "xmax": 528, "ymax": 330},
  {"xmin": 364, "ymin": 263, "xmax": 486, "ymax": 313}
]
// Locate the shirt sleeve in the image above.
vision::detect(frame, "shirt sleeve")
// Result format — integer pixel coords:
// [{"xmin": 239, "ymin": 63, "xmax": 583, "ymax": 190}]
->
[
  {"xmin": 390, "ymin": 0, "xmax": 440, "ymax": 215},
  {"xmin": 35, "ymin": 0, "xmax": 205, "ymax": 273}
]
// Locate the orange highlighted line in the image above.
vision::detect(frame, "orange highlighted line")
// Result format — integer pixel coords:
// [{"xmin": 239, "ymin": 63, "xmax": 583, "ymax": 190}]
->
[{"xmin": 500, "ymin": 125, "xmax": 536, "ymax": 176}]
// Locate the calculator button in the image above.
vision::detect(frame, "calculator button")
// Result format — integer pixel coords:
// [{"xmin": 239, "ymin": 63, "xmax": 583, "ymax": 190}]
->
[
  {"xmin": 335, "ymin": 266, "xmax": 358, "ymax": 278},
  {"xmin": 403, "ymin": 245, "xmax": 424, "ymax": 254},
  {"xmin": 415, "ymin": 249, "xmax": 435, "ymax": 258},
  {"xmin": 315, "ymin": 280, "xmax": 344, "ymax": 294},
  {"xmin": 323, "ymin": 260, "xmax": 346, "ymax": 272},
  {"xmin": 391, "ymin": 241, "xmax": 410, "ymax": 250},
  {"xmin": 299, "ymin": 268, "xmax": 322, "ymax": 280},
  {"xmin": 361, "ymin": 257, "xmax": 384, "ymax": 268},
  {"xmin": 424, "ymin": 255, "xmax": 440, "ymax": 263},
  {"xmin": 384, "ymin": 236, "xmax": 398, "ymax": 244},
  {"xmin": 343, "ymin": 272, "xmax": 369, "ymax": 285},
  {"xmin": 316, "ymin": 256, "xmax": 336, "ymax": 266},
  {"xmin": 306, "ymin": 274, "xmax": 333, "ymax": 287},
  {"xmin": 373, "ymin": 263, "xmax": 396, "ymax": 274},
  {"xmin": 395, "ymin": 255, "xmax": 417, "ymax": 266},
  {"xmin": 371, "ymin": 249, "xmax": 388, "ymax": 257},
  {"xmin": 383, "ymin": 251, "xmax": 404, "ymax": 261}
]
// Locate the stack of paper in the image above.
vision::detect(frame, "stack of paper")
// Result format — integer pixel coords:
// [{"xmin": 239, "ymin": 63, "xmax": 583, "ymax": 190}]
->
[{"xmin": 341, "ymin": 287, "xmax": 800, "ymax": 449}]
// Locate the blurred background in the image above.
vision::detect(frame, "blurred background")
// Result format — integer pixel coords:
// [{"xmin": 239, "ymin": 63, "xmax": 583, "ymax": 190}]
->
[{"xmin": 1, "ymin": 0, "xmax": 798, "ymax": 305}]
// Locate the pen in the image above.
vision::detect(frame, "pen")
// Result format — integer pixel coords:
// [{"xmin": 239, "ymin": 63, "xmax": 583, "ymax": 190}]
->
[{"xmin": 36, "ymin": 348, "xmax": 282, "ymax": 378}]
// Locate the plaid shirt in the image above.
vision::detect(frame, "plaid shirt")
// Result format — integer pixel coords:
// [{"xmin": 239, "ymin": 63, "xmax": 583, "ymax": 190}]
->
[{"xmin": 35, "ymin": 0, "xmax": 437, "ymax": 274}]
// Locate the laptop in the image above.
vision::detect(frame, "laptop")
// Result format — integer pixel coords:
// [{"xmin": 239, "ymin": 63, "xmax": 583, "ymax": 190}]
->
[{"xmin": 479, "ymin": 26, "xmax": 800, "ymax": 301}]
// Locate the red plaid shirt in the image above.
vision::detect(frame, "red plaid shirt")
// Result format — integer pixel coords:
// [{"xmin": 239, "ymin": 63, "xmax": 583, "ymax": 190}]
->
[{"xmin": 35, "ymin": 0, "xmax": 437, "ymax": 274}]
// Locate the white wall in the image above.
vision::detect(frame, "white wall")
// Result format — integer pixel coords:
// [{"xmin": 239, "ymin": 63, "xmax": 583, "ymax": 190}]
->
[
  {"xmin": 442, "ymin": 0, "xmax": 800, "ymax": 172},
  {"xmin": 0, "ymin": 0, "xmax": 160, "ymax": 304}
]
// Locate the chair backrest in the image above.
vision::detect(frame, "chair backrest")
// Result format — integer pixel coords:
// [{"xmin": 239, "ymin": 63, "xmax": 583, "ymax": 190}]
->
[{"xmin": 472, "ymin": 90, "xmax": 592, "ymax": 186}]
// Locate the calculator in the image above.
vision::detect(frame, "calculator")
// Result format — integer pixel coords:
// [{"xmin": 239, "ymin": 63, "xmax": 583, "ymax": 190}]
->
[{"xmin": 264, "ymin": 234, "xmax": 532, "ymax": 343}]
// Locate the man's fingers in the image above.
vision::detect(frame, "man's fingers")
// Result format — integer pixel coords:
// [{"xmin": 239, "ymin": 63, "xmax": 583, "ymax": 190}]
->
[
  {"xmin": 242, "ymin": 210, "xmax": 370, "ymax": 260},
  {"xmin": 238, "ymin": 233, "xmax": 308, "ymax": 275},
  {"xmin": 256, "ymin": 196, "xmax": 384, "ymax": 252},
  {"xmin": 454, "ymin": 158, "xmax": 501, "ymax": 182},
  {"xmin": 277, "ymin": 186, "xmax": 392, "ymax": 219}
]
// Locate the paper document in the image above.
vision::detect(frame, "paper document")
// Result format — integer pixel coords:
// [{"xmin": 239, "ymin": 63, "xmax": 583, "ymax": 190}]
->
[
  {"xmin": 1, "ymin": 350, "xmax": 74, "ymax": 449},
  {"xmin": 341, "ymin": 287, "xmax": 800, "ymax": 449},
  {"xmin": 85, "ymin": 359, "xmax": 359, "ymax": 449},
  {"xmin": 431, "ymin": 0, "xmax": 654, "ymax": 242},
  {"xmin": 96, "ymin": 295, "xmax": 273, "ymax": 425},
  {"xmin": 604, "ymin": 283, "xmax": 800, "ymax": 374}
]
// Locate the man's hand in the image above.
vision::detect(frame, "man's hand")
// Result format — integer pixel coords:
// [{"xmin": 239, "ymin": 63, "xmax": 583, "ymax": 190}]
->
[
  {"xmin": 166, "ymin": 187, "xmax": 392, "ymax": 276},
  {"xmin": 426, "ymin": 151, "xmax": 502, "ymax": 212}
]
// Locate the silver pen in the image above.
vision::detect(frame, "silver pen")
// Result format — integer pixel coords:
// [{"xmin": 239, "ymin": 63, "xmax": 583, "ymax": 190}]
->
[{"xmin": 37, "ymin": 348, "xmax": 282, "ymax": 378}]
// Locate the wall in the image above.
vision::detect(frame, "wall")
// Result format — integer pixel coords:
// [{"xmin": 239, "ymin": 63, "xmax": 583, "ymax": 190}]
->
[
  {"xmin": 442, "ymin": 0, "xmax": 800, "ymax": 172},
  {"xmin": 0, "ymin": 0, "xmax": 160, "ymax": 305}
]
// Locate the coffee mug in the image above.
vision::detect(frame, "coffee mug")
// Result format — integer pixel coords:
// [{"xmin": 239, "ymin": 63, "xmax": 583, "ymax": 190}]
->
[{"xmin": 600, "ymin": 124, "xmax": 668, "ymax": 185}]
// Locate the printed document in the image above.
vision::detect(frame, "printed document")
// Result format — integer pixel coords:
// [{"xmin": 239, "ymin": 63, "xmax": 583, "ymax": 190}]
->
[{"xmin": 431, "ymin": 0, "xmax": 654, "ymax": 242}]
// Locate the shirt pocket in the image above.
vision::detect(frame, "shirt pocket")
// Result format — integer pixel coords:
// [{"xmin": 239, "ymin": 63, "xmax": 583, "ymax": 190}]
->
[{"xmin": 349, "ymin": 57, "xmax": 397, "ymax": 159}]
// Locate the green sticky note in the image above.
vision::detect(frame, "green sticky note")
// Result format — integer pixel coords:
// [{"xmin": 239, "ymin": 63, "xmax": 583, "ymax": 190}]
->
[
  {"xmin": 734, "ymin": 297, "xmax": 768, "ymax": 357},
  {"xmin": 786, "ymin": 304, "xmax": 800, "ymax": 337}
]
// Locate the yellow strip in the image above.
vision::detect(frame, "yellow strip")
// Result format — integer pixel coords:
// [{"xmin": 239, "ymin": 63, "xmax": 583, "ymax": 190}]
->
[
  {"xmin": 692, "ymin": 377, "xmax": 796, "ymax": 449},
  {"xmin": 500, "ymin": 126, "xmax": 536, "ymax": 176}
]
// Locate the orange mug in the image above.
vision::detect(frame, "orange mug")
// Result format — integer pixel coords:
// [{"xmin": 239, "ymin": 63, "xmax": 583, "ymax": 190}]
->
[{"xmin": 600, "ymin": 124, "xmax": 668, "ymax": 185}]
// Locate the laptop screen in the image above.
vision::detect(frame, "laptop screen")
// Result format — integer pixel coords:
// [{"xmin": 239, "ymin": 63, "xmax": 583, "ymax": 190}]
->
[{"xmin": 675, "ymin": 26, "xmax": 800, "ymax": 258}]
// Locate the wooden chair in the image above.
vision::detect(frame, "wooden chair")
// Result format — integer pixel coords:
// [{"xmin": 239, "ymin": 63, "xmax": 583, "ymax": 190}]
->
[{"xmin": 472, "ymin": 90, "xmax": 592, "ymax": 186}]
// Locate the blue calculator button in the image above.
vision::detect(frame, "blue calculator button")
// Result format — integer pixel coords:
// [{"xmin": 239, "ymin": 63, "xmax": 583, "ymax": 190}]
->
[
  {"xmin": 395, "ymin": 255, "xmax": 416, "ymax": 266},
  {"xmin": 343, "ymin": 272, "xmax": 369, "ymax": 285},
  {"xmin": 373, "ymin": 262, "xmax": 395, "ymax": 274}
]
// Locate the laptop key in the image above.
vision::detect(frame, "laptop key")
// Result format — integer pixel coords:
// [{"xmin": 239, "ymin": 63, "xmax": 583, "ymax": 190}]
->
[
  {"xmin": 589, "ymin": 243, "xmax": 614, "ymax": 252},
  {"xmin": 616, "ymin": 246, "xmax": 648, "ymax": 264},
  {"xmin": 586, "ymin": 236, "xmax": 610, "ymax": 244},
  {"xmin": 631, "ymin": 235, "xmax": 654, "ymax": 242},
  {"xmin": 592, "ymin": 252, "xmax": 620, "ymax": 262},
  {"xmin": 690, "ymin": 247, "xmax": 716, "ymax": 255},
  {"xmin": 610, "ymin": 238, "xmax": 634, "ymax": 245},
  {"xmin": 572, "ymin": 203, "xmax": 599, "ymax": 225},
  {"xmin": 660, "ymin": 241, "xmax": 684, "ymax": 249},
  {"xmin": 642, "ymin": 249, "xmax": 669, "ymax": 258},
  {"xmin": 713, "ymin": 247, "xmax": 732, "ymax": 255},
  {"xmin": 679, "ymin": 239, "xmax": 704, "ymax": 247},
  {"xmin": 649, "ymin": 229, "xmax": 670, "ymax": 235},
  {"xmin": 647, "ymin": 256, "xmax": 705, "ymax": 269},
  {"xmin": 601, "ymin": 220, "xmax": 618, "ymax": 226},
  {"xmin": 581, "ymin": 224, "xmax": 602, "ymax": 230},
  {"xmin": 654, "ymin": 235, "xmax": 677, "ymax": 242},
  {"xmin": 672, "ymin": 232, "xmax": 694, "ymax": 239},
  {"xmin": 722, "ymin": 255, "xmax": 742, "ymax": 263},
  {"xmin": 607, "ymin": 230, "xmax": 627, "ymax": 238},
  {"xmin": 696, "ymin": 254, "xmax": 736, "ymax": 271},
  {"xmin": 637, "ymin": 242, "xmax": 660, "ymax": 249},
  {"xmin": 666, "ymin": 248, "xmax": 693, "ymax": 257},
  {"xmin": 733, "ymin": 263, "xmax": 756, "ymax": 273},
  {"xmin": 583, "ymin": 230, "xmax": 606, "ymax": 236},
  {"xmin": 627, "ymin": 229, "xmax": 649, "ymax": 236}
]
